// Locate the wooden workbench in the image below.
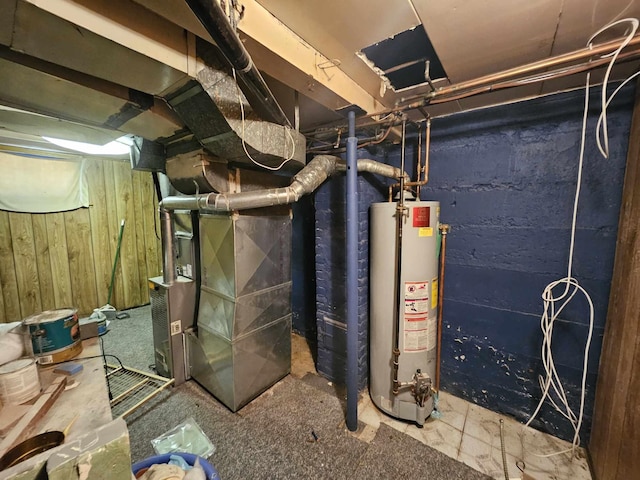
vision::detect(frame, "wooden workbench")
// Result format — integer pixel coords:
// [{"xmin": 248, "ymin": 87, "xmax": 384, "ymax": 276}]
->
[
  {"xmin": 0, "ymin": 338, "xmax": 114, "ymax": 477},
  {"xmin": 36, "ymin": 338, "xmax": 113, "ymax": 440}
]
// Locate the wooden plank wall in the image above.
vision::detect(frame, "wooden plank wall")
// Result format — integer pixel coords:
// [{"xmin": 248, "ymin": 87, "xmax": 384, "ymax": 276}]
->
[
  {"xmin": 589, "ymin": 83, "xmax": 640, "ymax": 479},
  {"xmin": 0, "ymin": 157, "xmax": 161, "ymax": 323}
]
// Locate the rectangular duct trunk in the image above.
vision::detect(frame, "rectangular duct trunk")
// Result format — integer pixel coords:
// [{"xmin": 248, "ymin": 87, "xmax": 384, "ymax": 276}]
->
[{"xmin": 189, "ymin": 212, "xmax": 292, "ymax": 411}]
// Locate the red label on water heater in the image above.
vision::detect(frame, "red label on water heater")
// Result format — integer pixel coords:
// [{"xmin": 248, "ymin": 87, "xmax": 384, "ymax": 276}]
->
[{"xmin": 413, "ymin": 207, "xmax": 430, "ymax": 227}]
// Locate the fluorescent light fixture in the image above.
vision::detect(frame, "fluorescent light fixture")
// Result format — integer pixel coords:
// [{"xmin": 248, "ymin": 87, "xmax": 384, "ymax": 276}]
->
[{"xmin": 42, "ymin": 135, "xmax": 133, "ymax": 155}]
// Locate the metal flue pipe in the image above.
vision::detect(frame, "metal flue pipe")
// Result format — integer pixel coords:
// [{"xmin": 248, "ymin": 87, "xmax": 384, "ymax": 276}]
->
[
  {"xmin": 345, "ymin": 111, "xmax": 358, "ymax": 432},
  {"xmin": 185, "ymin": 0, "xmax": 291, "ymax": 127},
  {"xmin": 159, "ymin": 156, "xmax": 406, "ymax": 212},
  {"xmin": 160, "ymin": 208, "xmax": 177, "ymax": 284}
]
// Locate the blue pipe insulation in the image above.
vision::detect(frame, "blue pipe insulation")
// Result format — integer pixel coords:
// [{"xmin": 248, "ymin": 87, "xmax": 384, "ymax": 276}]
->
[{"xmin": 346, "ymin": 111, "xmax": 358, "ymax": 432}]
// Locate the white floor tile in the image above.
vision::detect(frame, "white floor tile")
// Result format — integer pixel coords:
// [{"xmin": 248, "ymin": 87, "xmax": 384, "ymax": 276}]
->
[
  {"xmin": 358, "ymin": 401, "xmax": 382, "ymax": 429},
  {"xmin": 379, "ymin": 411, "xmax": 409, "ymax": 434},
  {"xmin": 406, "ymin": 418, "xmax": 463, "ymax": 459},
  {"xmin": 458, "ymin": 433, "xmax": 522, "ymax": 479},
  {"xmin": 437, "ymin": 391, "xmax": 469, "ymax": 431},
  {"xmin": 464, "ymin": 405, "xmax": 526, "ymax": 457},
  {"xmin": 521, "ymin": 437, "xmax": 591, "ymax": 480}
]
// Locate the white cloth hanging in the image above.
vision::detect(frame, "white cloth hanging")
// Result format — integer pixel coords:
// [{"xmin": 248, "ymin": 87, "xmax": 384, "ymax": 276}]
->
[{"xmin": 0, "ymin": 151, "xmax": 89, "ymax": 213}]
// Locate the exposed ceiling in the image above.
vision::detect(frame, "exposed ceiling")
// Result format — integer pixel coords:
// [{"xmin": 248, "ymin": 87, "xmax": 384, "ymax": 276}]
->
[{"xmin": 1, "ymin": 0, "xmax": 640, "ymax": 156}]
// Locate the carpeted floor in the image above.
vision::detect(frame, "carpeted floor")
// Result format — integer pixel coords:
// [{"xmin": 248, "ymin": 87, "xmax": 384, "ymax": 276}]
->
[{"xmin": 102, "ymin": 305, "xmax": 490, "ymax": 480}]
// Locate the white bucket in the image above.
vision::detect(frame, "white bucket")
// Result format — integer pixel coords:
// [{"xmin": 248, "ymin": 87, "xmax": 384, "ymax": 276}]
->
[{"xmin": 0, "ymin": 358, "xmax": 41, "ymax": 405}]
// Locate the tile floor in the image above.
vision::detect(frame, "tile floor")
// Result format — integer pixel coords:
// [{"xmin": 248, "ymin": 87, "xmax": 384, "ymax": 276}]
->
[
  {"xmin": 291, "ymin": 334, "xmax": 593, "ymax": 480},
  {"xmin": 357, "ymin": 389, "xmax": 592, "ymax": 480}
]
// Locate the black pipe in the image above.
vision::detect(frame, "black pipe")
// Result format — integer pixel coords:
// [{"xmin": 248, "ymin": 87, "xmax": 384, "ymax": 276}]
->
[
  {"xmin": 392, "ymin": 119, "xmax": 407, "ymax": 395},
  {"xmin": 185, "ymin": 0, "xmax": 291, "ymax": 127}
]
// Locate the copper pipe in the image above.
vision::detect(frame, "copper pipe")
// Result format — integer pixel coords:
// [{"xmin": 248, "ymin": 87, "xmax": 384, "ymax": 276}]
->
[
  {"xmin": 430, "ymin": 34, "xmax": 640, "ymax": 100},
  {"xmin": 419, "ymin": 119, "xmax": 431, "ymax": 198},
  {"xmin": 363, "ymin": 34, "xmax": 640, "ymax": 120},
  {"xmin": 429, "ymin": 49, "xmax": 640, "ymax": 105},
  {"xmin": 436, "ymin": 224, "xmax": 450, "ymax": 392}
]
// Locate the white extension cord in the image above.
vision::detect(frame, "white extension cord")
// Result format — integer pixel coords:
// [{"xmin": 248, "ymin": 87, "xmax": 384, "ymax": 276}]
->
[{"xmin": 524, "ymin": 18, "xmax": 639, "ymax": 458}]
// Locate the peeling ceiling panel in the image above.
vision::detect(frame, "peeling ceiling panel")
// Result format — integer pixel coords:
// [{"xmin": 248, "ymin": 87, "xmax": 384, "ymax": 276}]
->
[
  {"xmin": 255, "ymin": 0, "xmax": 420, "ymax": 103},
  {"xmin": 257, "ymin": 0, "xmax": 419, "ymax": 53},
  {"xmin": 412, "ymin": 0, "xmax": 564, "ymax": 82},
  {"xmin": 360, "ymin": 26, "xmax": 446, "ymax": 91},
  {"xmin": 550, "ymin": 0, "xmax": 640, "ymax": 55}
]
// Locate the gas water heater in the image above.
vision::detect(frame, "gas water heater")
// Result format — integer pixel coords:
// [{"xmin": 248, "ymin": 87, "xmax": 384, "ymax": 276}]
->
[{"xmin": 370, "ymin": 200, "xmax": 439, "ymax": 426}]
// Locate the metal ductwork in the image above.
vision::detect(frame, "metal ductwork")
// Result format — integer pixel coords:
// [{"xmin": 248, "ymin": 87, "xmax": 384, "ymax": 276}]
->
[
  {"xmin": 184, "ymin": 0, "xmax": 291, "ymax": 128},
  {"xmin": 160, "ymin": 155, "xmax": 407, "ymax": 212},
  {"xmin": 165, "ymin": 51, "xmax": 305, "ymax": 172}
]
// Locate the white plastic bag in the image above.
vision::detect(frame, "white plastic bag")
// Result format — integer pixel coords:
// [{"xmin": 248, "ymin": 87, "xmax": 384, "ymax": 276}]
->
[{"xmin": 151, "ymin": 417, "xmax": 215, "ymax": 458}]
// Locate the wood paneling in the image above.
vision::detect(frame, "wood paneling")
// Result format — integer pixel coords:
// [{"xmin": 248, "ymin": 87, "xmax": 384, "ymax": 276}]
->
[
  {"xmin": 7, "ymin": 213, "xmax": 41, "ymax": 318},
  {"xmin": 31, "ymin": 215, "xmax": 55, "ymax": 311},
  {"xmin": 46, "ymin": 213, "xmax": 73, "ymax": 309},
  {"xmin": 590, "ymin": 83, "xmax": 640, "ymax": 479},
  {"xmin": 85, "ymin": 159, "xmax": 111, "ymax": 308},
  {"xmin": 64, "ymin": 208, "xmax": 98, "ymax": 316},
  {"xmin": 102, "ymin": 160, "xmax": 124, "ymax": 308},
  {"xmin": 0, "ymin": 212, "xmax": 20, "ymax": 321},
  {"xmin": 113, "ymin": 161, "xmax": 141, "ymax": 308},
  {"xmin": 0, "ymin": 157, "xmax": 161, "ymax": 322}
]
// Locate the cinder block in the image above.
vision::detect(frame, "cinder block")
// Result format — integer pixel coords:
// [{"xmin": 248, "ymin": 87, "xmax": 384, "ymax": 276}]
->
[{"xmin": 46, "ymin": 418, "xmax": 131, "ymax": 480}]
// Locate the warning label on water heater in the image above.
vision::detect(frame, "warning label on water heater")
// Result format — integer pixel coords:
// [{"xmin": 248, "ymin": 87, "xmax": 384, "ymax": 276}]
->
[
  {"xmin": 404, "ymin": 281, "xmax": 429, "ymax": 315},
  {"xmin": 404, "ymin": 315, "xmax": 437, "ymax": 352},
  {"xmin": 404, "ymin": 281, "xmax": 431, "ymax": 352},
  {"xmin": 404, "ymin": 327, "xmax": 429, "ymax": 352}
]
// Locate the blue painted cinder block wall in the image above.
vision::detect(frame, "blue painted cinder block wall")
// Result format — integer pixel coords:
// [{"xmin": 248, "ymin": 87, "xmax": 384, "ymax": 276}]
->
[
  {"xmin": 310, "ymin": 84, "xmax": 633, "ymax": 444},
  {"xmin": 292, "ymin": 196, "xmax": 316, "ymax": 342},
  {"xmin": 314, "ymin": 148, "xmax": 390, "ymax": 389},
  {"xmin": 419, "ymin": 86, "xmax": 631, "ymax": 442}
]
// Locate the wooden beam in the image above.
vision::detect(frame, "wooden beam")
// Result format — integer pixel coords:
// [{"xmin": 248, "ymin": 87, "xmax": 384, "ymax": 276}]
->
[
  {"xmin": 589, "ymin": 81, "xmax": 640, "ymax": 480},
  {"xmin": 237, "ymin": 0, "xmax": 388, "ymax": 115}
]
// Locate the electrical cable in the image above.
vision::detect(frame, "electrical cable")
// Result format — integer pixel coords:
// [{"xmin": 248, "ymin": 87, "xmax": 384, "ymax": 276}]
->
[
  {"xmin": 524, "ymin": 17, "xmax": 639, "ymax": 458},
  {"xmin": 57, "ymin": 353, "xmax": 125, "ymax": 370},
  {"xmin": 100, "ymin": 334, "xmax": 114, "ymax": 400},
  {"xmin": 232, "ymin": 69, "xmax": 296, "ymax": 171},
  {"xmin": 588, "ymin": 18, "xmax": 640, "ymax": 158}
]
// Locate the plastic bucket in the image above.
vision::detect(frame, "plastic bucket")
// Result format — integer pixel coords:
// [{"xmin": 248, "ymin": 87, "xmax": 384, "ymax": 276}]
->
[{"xmin": 132, "ymin": 452, "xmax": 220, "ymax": 480}]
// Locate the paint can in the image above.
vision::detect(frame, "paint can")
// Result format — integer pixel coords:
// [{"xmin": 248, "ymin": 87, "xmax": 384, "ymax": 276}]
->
[
  {"xmin": 92, "ymin": 309, "xmax": 108, "ymax": 335},
  {"xmin": 23, "ymin": 308, "xmax": 83, "ymax": 365},
  {"xmin": 0, "ymin": 358, "xmax": 41, "ymax": 405}
]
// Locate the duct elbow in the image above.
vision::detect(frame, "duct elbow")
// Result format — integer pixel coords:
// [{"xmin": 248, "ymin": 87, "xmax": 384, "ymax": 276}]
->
[
  {"xmin": 358, "ymin": 159, "xmax": 409, "ymax": 181},
  {"xmin": 291, "ymin": 155, "xmax": 340, "ymax": 195},
  {"xmin": 334, "ymin": 158, "xmax": 408, "ymax": 181}
]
